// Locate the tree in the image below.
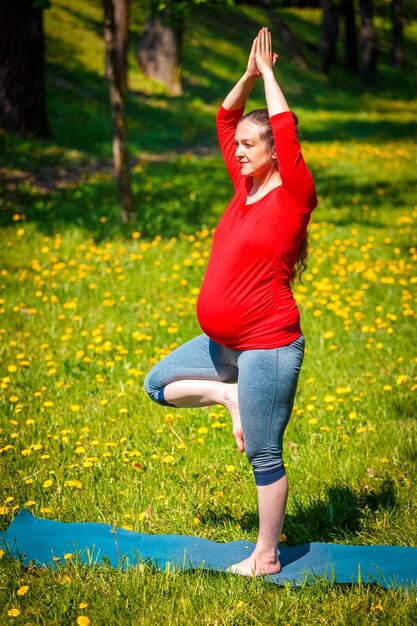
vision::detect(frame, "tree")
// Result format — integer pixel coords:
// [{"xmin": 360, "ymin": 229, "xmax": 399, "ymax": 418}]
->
[
  {"xmin": 359, "ymin": 0, "xmax": 378, "ymax": 85},
  {"xmin": 320, "ymin": 0, "xmax": 340, "ymax": 74},
  {"xmin": 115, "ymin": 0, "xmax": 129, "ymax": 94},
  {"xmin": 340, "ymin": 0, "xmax": 358, "ymax": 74},
  {"xmin": 103, "ymin": 0, "xmax": 135, "ymax": 223},
  {"xmin": 391, "ymin": 0, "xmax": 402, "ymax": 68},
  {"xmin": 137, "ymin": 0, "xmax": 233, "ymax": 96},
  {"xmin": 0, "ymin": 0, "xmax": 50, "ymax": 138},
  {"xmin": 137, "ymin": 0, "xmax": 184, "ymax": 96}
]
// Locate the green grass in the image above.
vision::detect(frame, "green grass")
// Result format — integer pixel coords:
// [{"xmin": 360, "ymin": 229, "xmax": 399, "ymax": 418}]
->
[{"xmin": 1, "ymin": 0, "xmax": 417, "ymax": 624}]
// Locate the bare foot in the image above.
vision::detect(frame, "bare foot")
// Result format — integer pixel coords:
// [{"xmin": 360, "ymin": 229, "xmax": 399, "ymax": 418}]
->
[
  {"xmin": 227, "ymin": 552, "xmax": 281, "ymax": 577},
  {"xmin": 223, "ymin": 384, "xmax": 245, "ymax": 452}
]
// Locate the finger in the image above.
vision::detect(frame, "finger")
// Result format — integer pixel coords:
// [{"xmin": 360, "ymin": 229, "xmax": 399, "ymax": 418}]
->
[
  {"xmin": 268, "ymin": 30, "xmax": 272, "ymax": 55},
  {"xmin": 260, "ymin": 28, "xmax": 266, "ymax": 55}
]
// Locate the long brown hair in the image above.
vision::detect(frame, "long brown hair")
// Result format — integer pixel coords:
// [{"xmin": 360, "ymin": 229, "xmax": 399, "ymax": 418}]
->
[
  {"xmin": 238, "ymin": 108, "xmax": 308, "ymax": 285},
  {"xmin": 292, "ymin": 231, "xmax": 308, "ymax": 285}
]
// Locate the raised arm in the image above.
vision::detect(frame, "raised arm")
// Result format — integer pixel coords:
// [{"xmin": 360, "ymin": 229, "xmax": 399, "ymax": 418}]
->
[
  {"xmin": 254, "ymin": 28, "xmax": 290, "ymax": 116},
  {"xmin": 217, "ymin": 38, "xmax": 260, "ymax": 187},
  {"xmin": 255, "ymin": 28, "xmax": 317, "ymax": 211}
]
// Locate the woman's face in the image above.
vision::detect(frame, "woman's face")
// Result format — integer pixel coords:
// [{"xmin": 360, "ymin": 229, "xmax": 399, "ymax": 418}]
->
[{"xmin": 234, "ymin": 120, "xmax": 276, "ymax": 178}]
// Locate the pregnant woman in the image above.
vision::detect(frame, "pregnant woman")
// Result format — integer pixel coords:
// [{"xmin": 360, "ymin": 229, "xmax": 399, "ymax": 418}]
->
[{"xmin": 144, "ymin": 27, "xmax": 317, "ymax": 576}]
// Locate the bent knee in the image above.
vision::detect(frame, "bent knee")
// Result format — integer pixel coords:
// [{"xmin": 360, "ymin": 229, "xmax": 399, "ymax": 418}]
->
[
  {"xmin": 245, "ymin": 444, "xmax": 285, "ymax": 486},
  {"xmin": 143, "ymin": 367, "xmax": 176, "ymax": 407}
]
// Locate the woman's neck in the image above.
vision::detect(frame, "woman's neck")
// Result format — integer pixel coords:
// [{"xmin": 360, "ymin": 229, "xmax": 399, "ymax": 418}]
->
[{"xmin": 248, "ymin": 169, "xmax": 282, "ymax": 198}]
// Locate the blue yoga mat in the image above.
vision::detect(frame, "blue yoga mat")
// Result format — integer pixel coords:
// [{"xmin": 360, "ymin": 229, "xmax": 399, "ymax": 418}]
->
[{"xmin": 1, "ymin": 510, "xmax": 416, "ymax": 588}]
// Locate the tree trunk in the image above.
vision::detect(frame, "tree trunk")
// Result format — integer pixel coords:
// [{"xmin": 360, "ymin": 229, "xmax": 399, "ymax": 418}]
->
[
  {"xmin": 320, "ymin": 0, "xmax": 340, "ymax": 74},
  {"xmin": 341, "ymin": 0, "xmax": 358, "ymax": 74},
  {"xmin": 137, "ymin": 4, "xmax": 184, "ymax": 97},
  {"xmin": 103, "ymin": 0, "xmax": 135, "ymax": 223},
  {"xmin": 260, "ymin": 0, "xmax": 307, "ymax": 70},
  {"xmin": 391, "ymin": 0, "xmax": 402, "ymax": 68},
  {"xmin": 0, "ymin": 1, "xmax": 50, "ymax": 138},
  {"xmin": 359, "ymin": 0, "xmax": 378, "ymax": 86},
  {"xmin": 115, "ymin": 0, "xmax": 129, "ymax": 94}
]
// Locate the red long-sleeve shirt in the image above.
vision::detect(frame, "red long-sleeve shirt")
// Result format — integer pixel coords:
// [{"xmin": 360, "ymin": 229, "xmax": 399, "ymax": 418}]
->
[{"xmin": 196, "ymin": 105, "xmax": 317, "ymax": 350}]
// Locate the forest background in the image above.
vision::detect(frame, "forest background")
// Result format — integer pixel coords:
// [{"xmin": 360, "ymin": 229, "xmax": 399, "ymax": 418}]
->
[{"xmin": 0, "ymin": 0, "xmax": 417, "ymax": 624}]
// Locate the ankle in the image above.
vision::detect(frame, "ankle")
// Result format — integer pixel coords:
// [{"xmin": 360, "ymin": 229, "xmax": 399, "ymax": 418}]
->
[
  {"xmin": 253, "ymin": 548, "xmax": 279, "ymax": 564},
  {"xmin": 223, "ymin": 384, "xmax": 237, "ymax": 411}
]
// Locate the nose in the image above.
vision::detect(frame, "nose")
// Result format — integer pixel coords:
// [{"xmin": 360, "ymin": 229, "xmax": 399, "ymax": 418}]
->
[{"xmin": 235, "ymin": 143, "xmax": 244, "ymax": 158}]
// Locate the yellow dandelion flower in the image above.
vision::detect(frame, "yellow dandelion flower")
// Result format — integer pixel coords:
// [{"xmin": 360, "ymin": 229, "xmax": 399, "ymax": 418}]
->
[
  {"xmin": 64, "ymin": 480, "xmax": 82, "ymax": 489},
  {"xmin": 193, "ymin": 517, "xmax": 201, "ymax": 525},
  {"xmin": 163, "ymin": 455, "xmax": 174, "ymax": 463},
  {"xmin": 396, "ymin": 375, "xmax": 408, "ymax": 385},
  {"xmin": 79, "ymin": 602, "xmax": 88, "ymax": 609},
  {"xmin": 226, "ymin": 465, "xmax": 235, "ymax": 472},
  {"xmin": 320, "ymin": 426, "xmax": 331, "ymax": 432},
  {"xmin": 43, "ymin": 479, "xmax": 53, "ymax": 488},
  {"xmin": 7, "ymin": 608, "xmax": 21, "ymax": 617},
  {"xmin": 76, "ymin": 616, "xmax": 90, "ymax": 626},
  {"xmin": 8, "ymin": 365, "xmax": 17, "ymax": 373},
  {"xmin": 0, "ymin": 506, "xmax": 9, "ymax": 515},
  {"xmin": 24, "ymin": 500, "xmax": 36, "ymax": 507},
  {"xmin": 197, "ymin": 427, "xmax": 208, "ymax": 434},
  {"xmin": 0, "ymin": 549, "xmax": 4, "ymax": 559},
  {"xmin": 71, "ymin": 405, "xmax": 80, "ymax": 412},
  {"xmin": 383, "ymin": 385, "xmax": 392, "ymax": 391},
  {"xmin": 335, "ymin": 387, "xmax": 351, "ymax": 394},
  {"xmin": 64, "ymin": 553, "xmax": 74, "ymax": 560},
  {"xmin": 17, "ymin": 585, "xmax": 29, "ymax": 596},
  {"xmin": 308, "ymin": 418, "xmax": 318, "ymax": 425}
]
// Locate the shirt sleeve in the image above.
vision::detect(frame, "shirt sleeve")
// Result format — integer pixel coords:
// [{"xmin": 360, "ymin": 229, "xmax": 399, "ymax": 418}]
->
[
  {"xmin": 270, "ymin": 111, "xmax": 317, "ymax": 213},
  {"xmin": 216, "ymin": 104, "xmax": 245, "ymax": 190}
]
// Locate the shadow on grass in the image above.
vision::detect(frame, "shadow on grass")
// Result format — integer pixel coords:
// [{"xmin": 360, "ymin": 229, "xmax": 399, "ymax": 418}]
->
[
  {"xmin": 203, "ymin": 479, "xmax": 396, "ymax": 543},
  {"xmin": 0, "ymin": 152, "xmax": 234, "ymax": 238},
  {"xmin": 196, "ymin": 479, "xmax": 398, "ymax": 547},
  {"xmin": 284, "ymin": 479, "xmax": 397, "ymax": 545},
  {"xmin": 2, "ymin": 143, "xmax": 414, "ymax": 237}
]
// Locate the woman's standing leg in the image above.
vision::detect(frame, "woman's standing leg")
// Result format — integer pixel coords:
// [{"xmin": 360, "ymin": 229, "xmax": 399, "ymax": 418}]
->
[
  {"xmin": 144, "ymin": 334, "xmax": 245, "ymax": 451},
  {"xmin": 228, "ymin": 334, "xmax": 305, "ymax": 576}
]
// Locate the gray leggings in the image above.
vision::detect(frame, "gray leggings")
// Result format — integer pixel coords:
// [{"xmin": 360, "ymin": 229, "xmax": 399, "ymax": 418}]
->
[{"xmin": 144, "ymin": 333, "xmax": 305, "ymax": 486}]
